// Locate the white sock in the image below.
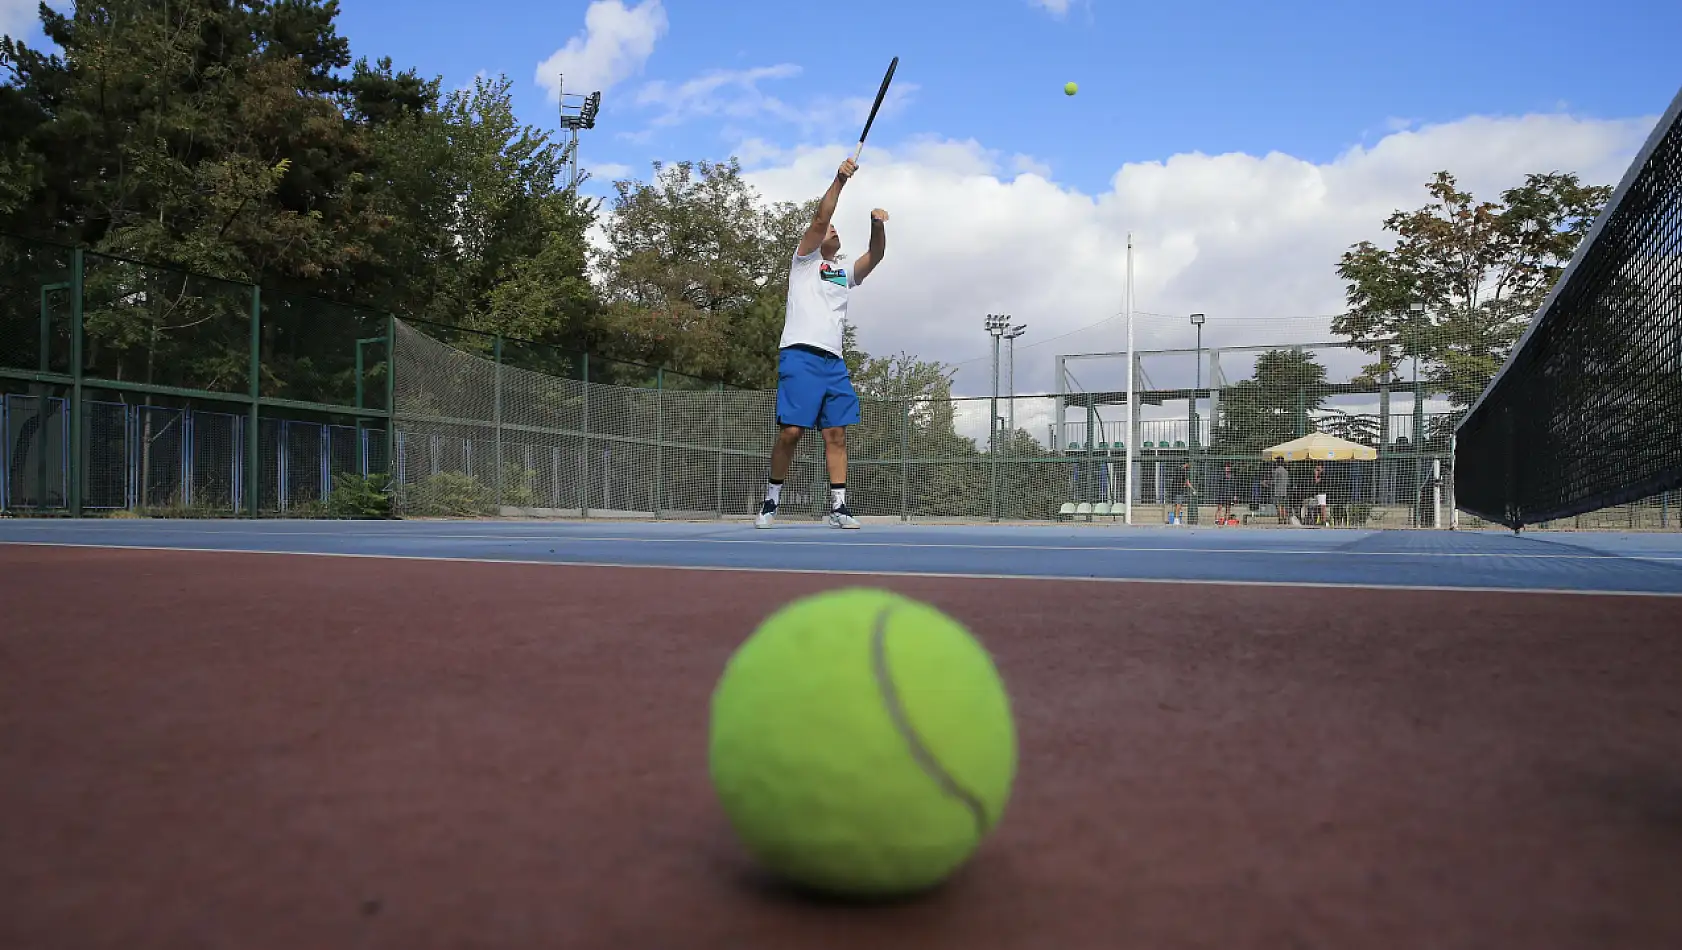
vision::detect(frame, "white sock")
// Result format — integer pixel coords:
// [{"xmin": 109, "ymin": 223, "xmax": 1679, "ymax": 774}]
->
[
  {"xmin": 765, "ymin": 481, "xmax": 782, "ymax": 505},
  {"xmin": 830, "ymin": 485, "xmax": 846, "ymax": 509}
]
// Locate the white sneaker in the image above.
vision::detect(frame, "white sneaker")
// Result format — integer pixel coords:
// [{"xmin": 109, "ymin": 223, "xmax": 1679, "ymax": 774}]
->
[
  {"xmin": 755, "ymin": 500, "xmax": 777, "ymax": 529},
  {"xmin": 827, "ymin": 504, "xmax": 861, "ymax": 529}
]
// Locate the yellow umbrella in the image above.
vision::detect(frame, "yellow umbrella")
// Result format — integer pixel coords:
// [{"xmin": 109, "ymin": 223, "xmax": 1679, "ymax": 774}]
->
[{"xmin": 1262, "ymin": 432, "xmax": 1377, "ymax": 462}]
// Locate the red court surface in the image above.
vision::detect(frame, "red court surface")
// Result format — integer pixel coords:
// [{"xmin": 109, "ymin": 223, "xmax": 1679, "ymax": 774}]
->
[{"xmin": 3, "ymin": 544, "xmax": 1680, "ymax": 949}]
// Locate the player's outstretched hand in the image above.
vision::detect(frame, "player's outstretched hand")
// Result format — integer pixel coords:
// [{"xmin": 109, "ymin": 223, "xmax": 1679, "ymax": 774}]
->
[
  {"xmin": 870, "ymin": 208, "xmax": 889, "ymax": 223},
  {"xmin": 837, "ymin": 158, "xmax": 858, "ymax": 180}
]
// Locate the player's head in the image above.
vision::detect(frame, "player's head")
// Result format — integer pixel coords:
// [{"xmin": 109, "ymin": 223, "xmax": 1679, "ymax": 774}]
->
[{"xmin": 822, "ymin": 224, "xmax": 841, "ymax": 259}]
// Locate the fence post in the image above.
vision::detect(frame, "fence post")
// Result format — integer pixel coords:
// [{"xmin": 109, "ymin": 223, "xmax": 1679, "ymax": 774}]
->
[
  {"xmin": 579, "ymin": 352, "xmax": 590, "ymax": 519},
  {"xmin": 246, "ymin": 285, "xmax": 261, "ymax": 517},
  {"xmin": 36, "ymin": 284, "xmax": 63, "ymax": 514},
  {"xmin": 715, "ymin": 381, "xmax": 725, "ymax": 519},
  {"xmin": 900, "ymin": 398, "xmax": 910, "ymax": 522},
  {"xmin": 492, "ymin": 334, "xmax": 504, "ymax": 511},
  {"xmin": 385, "ymin": 315, "xmax": 397, "ymax": 483},
  {"xmin": 68, "ymin": 249, "xmax": 84, "ymax": 516},
  {"xmin": 653, "ymin": 368, "xmax": 663, "ymax": 519},
  {"xmin": 990, "ymin": 402, "xmax": 1001, "ymax": 523}
]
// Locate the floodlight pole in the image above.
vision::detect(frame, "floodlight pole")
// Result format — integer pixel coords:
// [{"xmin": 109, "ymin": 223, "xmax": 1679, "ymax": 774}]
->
[
  {"xmin": 556, "ymin": 75, "xmax": 602, "ymax": 190},
  {"xmin": 1123, "ymin": 234, "xmax": 1135, "ymax": 524},
  {"xmin": 1410, "ymin": 301, "xmax": 1426, "ymax": 525},
  {"xmin": 1190, "ymin": 312, "xmax": 1205, "ymax": 450},
  {"xmin": 1005, "ymin": 324, "xmax": 1027, "ymax": 441},
  {"xmin": 985, "ymin": 314, "xmax": 1010, "ymax": 451},
  {"xmin": 986, "ymin": 314, "xmax": 1010, "ymax": 522}
]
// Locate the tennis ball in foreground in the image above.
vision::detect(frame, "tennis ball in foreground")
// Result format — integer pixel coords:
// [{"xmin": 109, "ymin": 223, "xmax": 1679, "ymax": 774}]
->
[
  {"xmin": 708, "ymin": 588, "xmax": 1017, "ymax": 899},
  {"xmin": 1064, "ymin": 81, "xmax": 1078, "ymax": 96}
]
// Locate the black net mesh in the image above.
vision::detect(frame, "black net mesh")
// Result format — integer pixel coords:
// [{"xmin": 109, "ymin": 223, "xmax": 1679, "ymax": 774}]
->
[{"xmin": 1455, "ymin": 88, "xmax": 1682, "ymax": 529}]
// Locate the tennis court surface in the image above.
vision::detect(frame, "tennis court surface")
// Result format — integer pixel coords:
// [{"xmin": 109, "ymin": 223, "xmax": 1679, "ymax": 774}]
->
[{"xmin": 3, "ymin": 518, "xmax": 1680, "ymax": 950}]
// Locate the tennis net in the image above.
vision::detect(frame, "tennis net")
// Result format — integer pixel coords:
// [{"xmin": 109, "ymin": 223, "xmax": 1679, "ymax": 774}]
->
[{"xmin": 1454, "ymin": 85, "xmax": 1682, "ymax": 530}]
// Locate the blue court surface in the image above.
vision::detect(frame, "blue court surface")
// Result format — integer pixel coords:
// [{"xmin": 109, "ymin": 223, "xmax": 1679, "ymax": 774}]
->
[{"xmin": 2, "ymin": 518, "xmax": 1680, "ymax": 596}]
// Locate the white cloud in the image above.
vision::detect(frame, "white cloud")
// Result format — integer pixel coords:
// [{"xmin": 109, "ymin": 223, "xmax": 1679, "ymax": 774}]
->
[
  {"xmin": 1011, "ymin": 154, "xmax": 1053, "ymax": 178},
  {"xmin": 636, "ymin": 64, "xmax": 804, "ymax": 127},
  {"xmin": 585, "ymin": 162, "xmax": 633, "ymax": 182},
  {"xmin": 734, "ymin": 110, "xmax": 1654, "ymax": 416},
  {"xmin": 626, "ymin": 61, "xmax": 917, "ymax": 140},
  {"xmin": 1031, "ymin": 0, "xmax": 1074, "ymax": 15},
  {"xmin": 535, "ymin": 0, "xmax": 668, "ymax": 103}
]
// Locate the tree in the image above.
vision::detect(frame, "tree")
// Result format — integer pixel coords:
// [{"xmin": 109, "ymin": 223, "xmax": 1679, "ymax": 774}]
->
[
  {"xmin": 1, "ymin": 2, "xmax": 598, "ymax": 405},
  {"xmin": 358, "ymin": 73, "xmax": 597, "ymax": 347},
  {"xmin": 1213, "ymin": 349, "xmax": 1331, "ymax": 454},
  {"xmin": 1333, "ymin": 170, "xmax": 1611, "ymax": 409},
  {"xmin": 0, "ymin": 0, "xmax": 384, "ymax": 279},
  {"xmin": 594, "ymin": 158, "xmax": 811, "ymax": 386},
  {"xmin": 1317, "ymin": 408, "xmax": 1380, "ymax": 447}
]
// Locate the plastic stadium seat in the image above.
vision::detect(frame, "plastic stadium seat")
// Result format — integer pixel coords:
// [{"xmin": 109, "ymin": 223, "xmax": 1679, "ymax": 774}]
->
[
  {"xmin": 1068, "ymin": 442, "xmax": 1080, "ymax": 451},
  {"xmin": 1058, "ymin": 502, "xmax": 1077, "ymax": 520},
  {"xmin": 1076, "ymin": 502, "xmax": 1093, "ymax": 520},
  {"xmin": 1093, "ymin": 502, "xmax": 1111, "ymax": 519},
  {"xmin": 1174, "ymin": 440, "xmax": 1186, "ymax": 448}
]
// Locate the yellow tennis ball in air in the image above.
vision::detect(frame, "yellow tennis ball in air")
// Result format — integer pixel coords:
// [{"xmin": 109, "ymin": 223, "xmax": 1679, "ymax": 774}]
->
[
  {"xmin": 708, "ymin": 588, "xmax": 1017, "ymax": 899},
  {"xmin": 1064, "ymin": 81, "xmax": 1078, "ymax": 96}
]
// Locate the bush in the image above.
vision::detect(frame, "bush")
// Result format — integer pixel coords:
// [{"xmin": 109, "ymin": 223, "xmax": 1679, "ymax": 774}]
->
[{"xmin": 327, "ymin": 472, "xmax": 394, "ymax": 519}]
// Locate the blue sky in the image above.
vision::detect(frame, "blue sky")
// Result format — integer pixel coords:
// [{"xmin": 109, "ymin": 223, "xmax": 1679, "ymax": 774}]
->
[
  {"xmin": 321, "ymin": 0, "xmax": 1682, "ymax": 409},
  {"xmin": 2, "ymin": 0, "xmax": 1674, "ymax": 409},
  {"xmin": 303, "ymin": 0, "xmax": 1682, "ymax": 197}
]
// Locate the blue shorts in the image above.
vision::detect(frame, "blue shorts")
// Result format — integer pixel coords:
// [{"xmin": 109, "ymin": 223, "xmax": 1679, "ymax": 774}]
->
[{"xmin": 775, "ymin": 345, "xmax": 860, "ymax": 430}]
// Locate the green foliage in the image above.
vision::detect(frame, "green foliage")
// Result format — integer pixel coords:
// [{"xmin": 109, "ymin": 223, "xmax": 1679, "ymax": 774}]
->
[
  {"xmin": 0, "ymin": 0, "xmax": 599, "ymax": 377},
  {"xmin": 405, "ymin": 471, "xmax": 492, "ymax": 517},
  {"xmin": 1333, "ymin": 170, "xmax": 1612, "ymax": 408},
  {"xmin": 326, "ymin": 471, "xmax": 392, "ymax": 519},
  {"xmin": 1213, "ymin": 349, "xmax": 1330, "ymax": 455},
  {"xmin": 1316, "ymin": 409, "xmax": 1381, "ymax": 448},
  {"xmin": 595, "ymin": 159, "xmax": 813, "ymax": 387}
]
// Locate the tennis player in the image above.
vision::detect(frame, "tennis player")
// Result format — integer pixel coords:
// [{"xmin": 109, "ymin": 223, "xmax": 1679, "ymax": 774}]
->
[{"xmin": 755, "ymin": 156, "xmax": 888, "ymax": 529}]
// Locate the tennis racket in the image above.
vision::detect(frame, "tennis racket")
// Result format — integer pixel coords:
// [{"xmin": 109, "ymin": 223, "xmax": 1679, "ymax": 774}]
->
[{"xmin": 852, "ymin": 57, "xmax": 899, "ymax": 163}]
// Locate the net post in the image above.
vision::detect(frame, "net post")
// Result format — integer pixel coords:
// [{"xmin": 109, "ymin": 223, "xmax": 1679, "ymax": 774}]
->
[
  {"xmin": 246, "ymin": 285, "xmax": 261, "ymax": 517},
  {"xmin": 1500, "ymin": 403, "xmax": 1519, "ymax": 532},
  {"xmin": 68, "ymin": 248, "xmax": 84, "ymax": 516},
  {"xmin": 1432, "ymin": 457, "xmax": 1442, "ymax": 528},
  {"xmin": 1448, "ymin": 432, "xmax": 1460, "ymax": 530}
]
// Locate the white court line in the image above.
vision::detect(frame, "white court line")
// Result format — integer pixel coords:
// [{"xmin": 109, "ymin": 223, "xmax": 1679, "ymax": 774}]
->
[
  {"xmin": 1, "ymin": 524, "xmax": 1678, "ymax": 562},
  {"xmin": 2, "ymin": 540, "xmax": 1680, "ymax": 598}
]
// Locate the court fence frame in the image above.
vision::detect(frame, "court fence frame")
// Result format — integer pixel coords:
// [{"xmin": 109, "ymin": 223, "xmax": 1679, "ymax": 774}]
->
[{"xmin": 4, "ymin": 232, "xmax": 1677, "ymax": 530}]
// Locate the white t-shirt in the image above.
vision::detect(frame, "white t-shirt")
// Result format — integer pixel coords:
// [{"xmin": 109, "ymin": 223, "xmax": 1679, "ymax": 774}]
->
[{"xmin": 779, "ymin": 246, "xmax": 854, "ymax": 357}]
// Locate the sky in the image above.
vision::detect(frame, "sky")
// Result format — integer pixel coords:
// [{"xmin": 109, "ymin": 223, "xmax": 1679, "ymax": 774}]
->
[{"xmin": 4, "ymin": 0, "xmax": 1680, "ymax": 436}]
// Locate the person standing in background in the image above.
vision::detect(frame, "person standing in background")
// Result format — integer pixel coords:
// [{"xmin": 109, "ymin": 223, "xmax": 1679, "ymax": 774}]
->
[{"xmin": 1272, "ymin": 456, "xmax": 1290, "ymax": 525}]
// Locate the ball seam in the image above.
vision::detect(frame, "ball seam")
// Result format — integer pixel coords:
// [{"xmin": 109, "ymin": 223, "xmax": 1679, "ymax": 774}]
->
[{"xmin": 869, "ymin": 606, "xmax": 991, "ymax": 841}]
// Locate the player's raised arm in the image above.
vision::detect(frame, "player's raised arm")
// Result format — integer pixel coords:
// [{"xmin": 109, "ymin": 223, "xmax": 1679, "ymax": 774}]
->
[
  {"xmin": 796, "ymin": 158, "xmax": 857, "ymax": 257},
  {"xmin": 852, "ymin": 209, "xmax": 888, "ymax": 285}
]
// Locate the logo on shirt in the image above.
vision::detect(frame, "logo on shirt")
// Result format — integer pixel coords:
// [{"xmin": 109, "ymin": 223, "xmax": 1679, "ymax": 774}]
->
[{"xmin": 819, "ymin": 263, "xmax": 848, "ymax": 287}]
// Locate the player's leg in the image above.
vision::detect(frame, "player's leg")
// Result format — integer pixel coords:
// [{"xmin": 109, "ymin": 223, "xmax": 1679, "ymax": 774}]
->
[
  {"xmin": 761, "ymin": 348, "xmax": 819, "ymax": 528},
  {"xmin": 816, "ymin": 353, "xmax": 862, "ymax": 529}
]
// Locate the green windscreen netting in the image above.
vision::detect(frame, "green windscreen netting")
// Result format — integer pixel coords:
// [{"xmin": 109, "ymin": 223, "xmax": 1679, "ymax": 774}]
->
[{"xmin": 388, "ymin": 319, "xmax": 1078, "ymax": 522}]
